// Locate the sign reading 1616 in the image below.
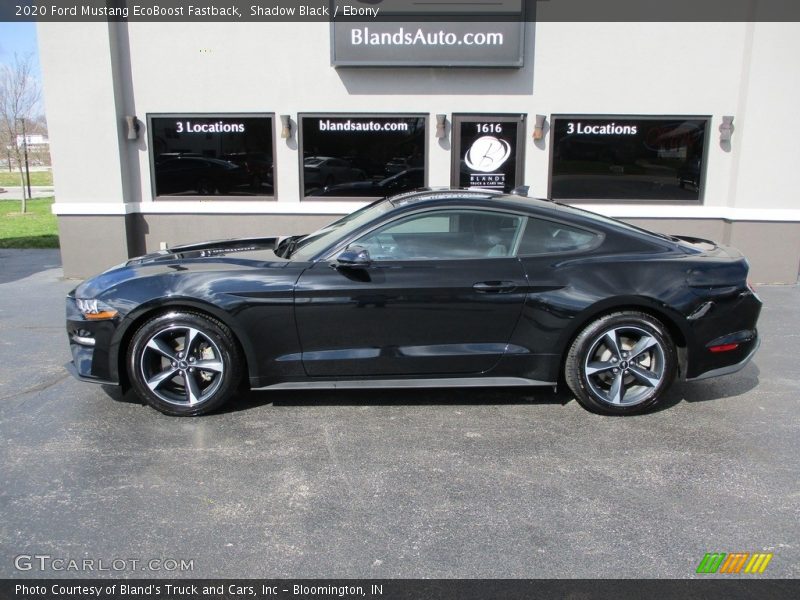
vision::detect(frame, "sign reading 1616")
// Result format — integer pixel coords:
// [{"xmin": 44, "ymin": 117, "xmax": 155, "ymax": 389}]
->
[{"xmin": 476, "ymin": 123, "xmax": 503, "ymax": 134}]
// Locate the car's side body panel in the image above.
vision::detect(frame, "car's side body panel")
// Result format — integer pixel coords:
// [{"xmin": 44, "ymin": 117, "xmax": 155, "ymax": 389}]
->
[{"xmin": 294, "ymin": 257, "xmax": 528, "ymax": 377}]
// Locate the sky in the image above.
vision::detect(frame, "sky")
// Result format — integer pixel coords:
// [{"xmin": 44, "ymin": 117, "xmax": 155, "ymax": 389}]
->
[
  {"xmin": 0, "ymin": 21, "xmax": 44, "ymax": 117},
  {"xmin": 0, "ymin": 21, "xmax": 41, "ymax": 76}
]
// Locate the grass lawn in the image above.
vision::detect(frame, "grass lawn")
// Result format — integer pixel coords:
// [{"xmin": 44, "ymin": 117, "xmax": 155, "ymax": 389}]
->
[
  {"xmin": 0, "ymin": 197, "xmax": 59, "ymax": 248},
  {"xmin": 0, "ymin": 170, "xmax": 54, "ymax": 187}
]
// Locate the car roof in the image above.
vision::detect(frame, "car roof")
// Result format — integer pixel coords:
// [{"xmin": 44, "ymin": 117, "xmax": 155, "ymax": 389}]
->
[
  {"xmin": 388, "ymin": 187, "xmax": 558, "ymax": 213},
  {"xmin": 384, "ymin": 188, "xmax": 671, "ymax": 243}
]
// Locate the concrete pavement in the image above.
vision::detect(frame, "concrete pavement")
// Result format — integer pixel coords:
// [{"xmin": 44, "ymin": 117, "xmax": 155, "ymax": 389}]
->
[
  {"xmin": 0, "ymin": 249, "xmax": 797, "ymax": 579},
  {"xmin": 0, "ymin": 186, "xmax": 55, "ymax": 200}
]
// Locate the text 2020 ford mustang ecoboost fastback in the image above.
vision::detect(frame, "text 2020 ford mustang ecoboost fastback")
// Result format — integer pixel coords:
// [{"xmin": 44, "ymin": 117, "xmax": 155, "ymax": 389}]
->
[{"xmin": 66, "ymin": 189, "xmax": 762, "ymax": 416}]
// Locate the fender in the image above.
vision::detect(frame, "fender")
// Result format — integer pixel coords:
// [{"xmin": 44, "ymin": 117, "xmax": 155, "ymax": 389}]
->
[
  {"xmin": 109, "ymin": 296, "xmax": 262, "ymax": 386},
  {"xmin": 555, "ymin": 295, "xmax": 692, "ymax": 362}
]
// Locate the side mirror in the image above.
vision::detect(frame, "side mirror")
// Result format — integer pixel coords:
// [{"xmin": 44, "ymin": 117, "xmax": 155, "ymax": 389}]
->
[{"xmin": 336, "ymin": 245, "xmax": 371, "ymax": 268}]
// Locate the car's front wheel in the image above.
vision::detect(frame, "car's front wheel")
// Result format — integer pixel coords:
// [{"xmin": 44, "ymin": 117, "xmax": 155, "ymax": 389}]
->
[
  {"xmin": 127, "ymin": 311, "xmax": 243, "ymax": 416},
  {"xmin": 565, "ymin": 311, "xmax": 677, "ymax": 415}
]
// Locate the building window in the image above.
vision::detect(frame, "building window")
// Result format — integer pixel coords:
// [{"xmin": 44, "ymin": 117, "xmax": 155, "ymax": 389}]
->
[
  {"xmin": 299, "ymin": 114, "xmax": 427, "ymax": 198},
  {"xmin": 550, "ymin": 116, "xmax": 710, "ymax": 202},
  {"xmin": 149, "ymin": 114, "xmax": 275, "ymax": 198}
]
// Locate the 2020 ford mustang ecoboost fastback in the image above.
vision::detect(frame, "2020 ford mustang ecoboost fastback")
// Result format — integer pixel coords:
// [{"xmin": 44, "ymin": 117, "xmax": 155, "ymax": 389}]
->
[{"xmin": 66, "ymin": 189, "xmax": 762, "ymax": 416}]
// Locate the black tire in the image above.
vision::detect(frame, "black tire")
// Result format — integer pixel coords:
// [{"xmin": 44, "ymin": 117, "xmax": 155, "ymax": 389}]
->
[
  {"xmin": 196, "ymin": 178, "xmax": 214, "ymax": 195},
  {"xmin": 127, "ymin": 311, "xmax": 243, "ymax": 416},
  {"xmin": 564, "ymin": 311, "xmax": 677, "ymax": 415}
]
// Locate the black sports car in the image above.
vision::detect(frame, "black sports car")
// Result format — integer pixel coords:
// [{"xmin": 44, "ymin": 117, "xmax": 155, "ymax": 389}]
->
[{"xmin": 66, "ymin": 189, "xmax": 762, "ymax": 416}]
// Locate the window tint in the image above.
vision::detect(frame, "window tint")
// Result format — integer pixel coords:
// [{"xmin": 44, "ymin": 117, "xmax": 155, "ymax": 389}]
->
[
  {"xmin": 518, "ymin": 218, "xmax": 598, "ymax": 255},
  {"xmin": 150, "ymin": 115, "xmax": 274, "ymax": 198},
  {"xmin": 550, "ymin": 117, "xmax": 708, "ymax": 202},
  {"xmin": 289, "ymin": 199, "xmax": 393, "ymax": 261},
  {"xmin": 354, "ymin": 210, "xmax": 523, "ymax": 261},
  {"xmin": 300, "ymin": 115, "xmax": 427, "ymax": 198}
]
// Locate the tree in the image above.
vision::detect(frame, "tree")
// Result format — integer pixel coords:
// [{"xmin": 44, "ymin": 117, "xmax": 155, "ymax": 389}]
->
[{"xmin": 0, "ymin": 52, "xmax": 41, "ymax": 213}]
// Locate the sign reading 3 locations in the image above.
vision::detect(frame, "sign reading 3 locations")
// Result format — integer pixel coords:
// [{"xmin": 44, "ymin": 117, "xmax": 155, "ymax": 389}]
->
[
  {"xmin": 550, "ymin": 116, "xmax": 709, "ymax": 201},
  {"xmin": 453, "ymin": 115, "xmax": 526, "ymax": 192},
  {"xmin": 148, "ymin": 114, "xmax": 275, "ymax": 198},
  {"xmin": 331, "ymin": 1, "xmax": 526, "ymax": 67}
]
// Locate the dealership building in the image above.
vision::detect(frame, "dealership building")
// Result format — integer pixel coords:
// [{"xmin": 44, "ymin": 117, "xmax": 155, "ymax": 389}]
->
[{"xmin": 37, "ymin": 15, "xmax": 800, "ymax": 281}]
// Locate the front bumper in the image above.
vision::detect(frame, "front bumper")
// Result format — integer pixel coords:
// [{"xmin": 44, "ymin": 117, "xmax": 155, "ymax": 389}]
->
[
  {"xmin": 65, "ymin": 361, "xmax": 117, "ymax": 386},
  {"xmin": 66, "ymin": 295, "xmax": 121, "ymax": 385}
]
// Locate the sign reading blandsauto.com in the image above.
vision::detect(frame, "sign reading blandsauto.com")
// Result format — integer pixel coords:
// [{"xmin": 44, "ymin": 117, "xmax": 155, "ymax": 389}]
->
[
  {"xmin": 332, "ymin": 21, "xmax": 525, "ymax": 67},
  {"xmin": 331, "ymin": 0, "xmax": 526, "ymax": 67}
]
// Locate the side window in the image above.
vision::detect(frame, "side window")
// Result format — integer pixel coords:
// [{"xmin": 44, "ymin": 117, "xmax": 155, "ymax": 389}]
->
[
  {"xmin": 353, "ymin": 210, "xmax": 523, "ymax": 261},
  {"xmin": 518, "ymin": 218, "xmax": 598, "ymax": 255}
]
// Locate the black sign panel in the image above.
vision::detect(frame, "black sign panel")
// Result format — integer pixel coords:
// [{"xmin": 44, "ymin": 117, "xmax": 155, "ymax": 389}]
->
[
  {"xmin": 550, "ymin": 116, "xmax": 709, "ymax": 202},
  {"xmin": 149, "ymin": 114, "xmax": 275, "ymax": 197},
  {"xmin": 453, "ymin": 115, "xmax": 525, "ymax": 193},
  {"xmin": 299, "ymin": 114, "xmax": 427, "ymax": 198}
]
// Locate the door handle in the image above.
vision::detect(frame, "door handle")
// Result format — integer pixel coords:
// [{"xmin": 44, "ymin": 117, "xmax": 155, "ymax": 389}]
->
[{"xmin": 473, "ymin": 281, "xmax": 517, "ymax": 293}]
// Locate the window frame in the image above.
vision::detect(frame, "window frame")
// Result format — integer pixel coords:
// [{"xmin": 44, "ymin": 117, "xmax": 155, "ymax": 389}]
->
[
  {"xmin": 147, "ymin": 112, "xmax": 277, "ymax": 201},
  {"xmin": 515, "ymin": 217, "xmax": 604, "ymax": 257},
  {"xmin": 450, "ymin": 113, "xmax": 527, "ymax": 193},
  {"xmin": 348, "ymin": 208, "xmax": 528, "ymax": 262},
  {"xmin": 297, "ymin": 112, "xmax": 429, "ymax": 201},
  {"xmin": 319, "ymin": 206, "xmax": 533, "ymax": 263},
  {"xmin": 547, "ymin": 114, "xmax": 712, "ymax": 205}
]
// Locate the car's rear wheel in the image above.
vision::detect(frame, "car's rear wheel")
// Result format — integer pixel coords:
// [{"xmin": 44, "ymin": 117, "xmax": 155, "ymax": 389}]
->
[
  {"xmin": 565, "ymin": 311, "xmax": 676, "ymax": 415},
  {"xmin": 196, "ymin": 178, "xmax": 215, "ymax": 195},
  {"xmin": 127, "ymin": 311, "xmax": 243, "ymax": 416}
]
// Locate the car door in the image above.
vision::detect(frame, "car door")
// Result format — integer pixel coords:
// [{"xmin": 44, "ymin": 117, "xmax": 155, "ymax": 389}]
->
[{"xmin": 294, "ymin": 208, "xmax": 529, "ymax": 377}]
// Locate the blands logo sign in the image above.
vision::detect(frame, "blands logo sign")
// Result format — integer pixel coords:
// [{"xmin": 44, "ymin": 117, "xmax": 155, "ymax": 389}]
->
[
  {"xmin": 696, "ymin": 552, "xmax": 773, "ymax": 574},
  {"xmin": 464, "ymin": 136, "xmax": 512, "ymax": 173}
]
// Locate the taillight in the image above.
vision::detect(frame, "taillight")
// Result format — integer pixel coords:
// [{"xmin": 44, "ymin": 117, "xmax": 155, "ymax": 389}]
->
[
  {"xmin": 709, "ymin": 343, "xmax": 739, "ymax": 353},
  {"xmin": 746, "ymin": 280, "xmax": 762, "ymax": 302}
]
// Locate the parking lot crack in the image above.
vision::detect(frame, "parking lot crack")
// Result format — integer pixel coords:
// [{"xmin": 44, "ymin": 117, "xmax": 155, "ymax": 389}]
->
[{"xmin": 0, "ymin": 373, "xmax": 70, "ymax": 404}]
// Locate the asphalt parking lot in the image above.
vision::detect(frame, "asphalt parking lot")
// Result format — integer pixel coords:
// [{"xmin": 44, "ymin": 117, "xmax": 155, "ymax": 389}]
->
[{"xmin": 0, "ymin": 249, "xmax": 798, "ymax": 579}]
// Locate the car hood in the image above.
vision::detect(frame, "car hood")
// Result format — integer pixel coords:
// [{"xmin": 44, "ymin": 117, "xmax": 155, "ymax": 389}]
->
[
  {"xmin": 125, "ymin": 236, "xmax": 284, "ymax": 266},
  {"xmin": 73, "ymin": 236, "xmax": 293, "ymax": 300}
]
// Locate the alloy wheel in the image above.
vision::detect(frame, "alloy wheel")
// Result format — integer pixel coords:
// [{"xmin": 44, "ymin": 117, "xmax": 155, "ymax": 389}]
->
[
  {"xmin": 583, "ymin": 325, "xmax": 666, "ymax": 407},
  {"xmin": 138, "ymin": 325, "xmax": 225, "ymax": 407}
]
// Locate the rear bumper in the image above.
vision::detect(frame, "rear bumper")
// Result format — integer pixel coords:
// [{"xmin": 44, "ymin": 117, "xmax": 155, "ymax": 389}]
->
[
  {"xmin": 688, "ymin": 335, "xmax": 760, "ymax": 382},
  {"xmin": 684, "ymin": 288, "xmax": 762, "ymax": 379}
]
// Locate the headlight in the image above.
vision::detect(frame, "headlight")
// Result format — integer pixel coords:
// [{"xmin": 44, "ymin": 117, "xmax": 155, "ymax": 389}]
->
[{"xmin": 76, "ymin": 298, "xmax": 119, "ymax": 320}]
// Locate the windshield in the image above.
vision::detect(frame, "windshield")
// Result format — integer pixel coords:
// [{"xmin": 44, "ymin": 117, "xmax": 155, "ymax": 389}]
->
[{"xmin": 289, "ymin": 199, "xmax": 392, "ymax": 261}]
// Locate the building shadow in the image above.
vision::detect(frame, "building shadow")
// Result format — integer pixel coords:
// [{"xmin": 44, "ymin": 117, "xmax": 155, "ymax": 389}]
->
[{"xmin": 0, "ymin": 248, "xmax": 62, "ymax": 285}]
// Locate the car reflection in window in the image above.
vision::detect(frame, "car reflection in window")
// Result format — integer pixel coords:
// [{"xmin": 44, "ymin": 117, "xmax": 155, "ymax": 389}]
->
[
  {"xmin": 155, "ymin": 155, "xmax": 275, "ymax": 196},
  {"xmin": 310, "ymin": 167, "xmax": 425, "ymax": 198},
  {"xmin": 303, "ymin": 156, "xmax": 368, "ymax": 195}
]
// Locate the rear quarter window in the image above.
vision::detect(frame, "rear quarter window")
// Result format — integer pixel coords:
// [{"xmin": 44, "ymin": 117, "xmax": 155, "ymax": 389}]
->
[{"xmin": 518, "ymin": 218, "xmax": 599, "ymax": 255}]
